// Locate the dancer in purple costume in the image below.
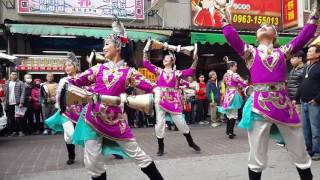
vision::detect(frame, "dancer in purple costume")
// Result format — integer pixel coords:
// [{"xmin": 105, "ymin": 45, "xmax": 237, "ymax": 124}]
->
[
  {"xmin": 216, "ymin": 0, "xmax": 319, "ymax": 179},
  {"xmin": 68, "ymin": 20, "xmax": 164, "ymax": 180},
  {"xmin": 143, "ymin": 39, "xmax": 201, "ymax": 156}
]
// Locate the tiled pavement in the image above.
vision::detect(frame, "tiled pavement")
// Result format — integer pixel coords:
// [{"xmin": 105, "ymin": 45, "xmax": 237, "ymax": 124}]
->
[{"xmin": 0, "ymin": 124, "xmax": 284, "ymax": 179}]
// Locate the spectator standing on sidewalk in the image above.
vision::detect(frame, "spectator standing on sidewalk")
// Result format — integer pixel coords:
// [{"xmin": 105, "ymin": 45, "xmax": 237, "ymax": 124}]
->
[
  {"xmin": 183, "ymin": 76, "xmax": 197, "ymax": 124},
  {"xmin": 40, "ymin": 73, "xmax": 57, "ymax": 135},
  {"xmin": 32, "ymin": 79, "xmax": 43, "ymax": 134},
  {"xmin": 297, "ymin": 45, "xmax": 320, "ymax": 161},
  {"xmin": 288, "ymin": 51, "xmax": 306, "ymax": 111},
  {"xmin": 196, "ymin": 75, "xmax": 209, "ymax": 124},
  {"xmin": 206, "ymin": 70, "xmax": 221, "ymax": 127},
  {"xmin": 4, "ymin": 71, "xmax": 25, "ymax": 136},
  {"xmin": 24, "ymin": 74, "xmax": 34, "ymax": 135}
]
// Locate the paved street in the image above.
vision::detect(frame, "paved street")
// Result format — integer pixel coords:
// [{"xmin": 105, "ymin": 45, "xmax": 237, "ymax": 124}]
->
[{"xmin": 1, "ymin": 124, "xmax": 319, "ymax": 180}]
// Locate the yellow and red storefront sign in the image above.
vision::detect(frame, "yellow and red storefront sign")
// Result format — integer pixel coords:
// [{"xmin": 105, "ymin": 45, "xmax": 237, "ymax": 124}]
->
[
  {"xmin": 282, "ymin": 0, "xmax": 298, "ymax": 30},
  {"xmin": 16, "ymin": 55, "xmax": 67, "ymax": 71},
  {"xmin": 192, "ymin": 0, "xmax": 281, "ymax": 30}
]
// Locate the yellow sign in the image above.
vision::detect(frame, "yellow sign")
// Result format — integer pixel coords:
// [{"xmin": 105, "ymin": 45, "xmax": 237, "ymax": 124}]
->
[{"xmin": 138, "ymin": 68, "xmax": 157, "ymax": 82}]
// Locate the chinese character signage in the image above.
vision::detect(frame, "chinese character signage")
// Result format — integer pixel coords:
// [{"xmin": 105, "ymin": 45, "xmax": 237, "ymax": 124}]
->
[
  {"xmin": 282, "ymin": 0, "xmax": 298, "ymax": 30},
  {"xmin": 192, "ymin": 0, "xmax": 281, "ymax": 30},
  {"xmin": 16, "ymin": 56, "xmax": 68, "ymax": 71},
  {"xmin": 18, "ymin": 0, "xmax": 144, "ymax": 20}
]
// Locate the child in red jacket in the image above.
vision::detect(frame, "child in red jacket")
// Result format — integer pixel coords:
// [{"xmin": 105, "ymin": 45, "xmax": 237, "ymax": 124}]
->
[{"xmin": 195, "ymin": 75, "xmax": 209, "ymax": 124}]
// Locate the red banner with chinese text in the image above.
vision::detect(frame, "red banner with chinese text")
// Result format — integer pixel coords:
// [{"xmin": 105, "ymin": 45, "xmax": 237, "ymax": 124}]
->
[{"xmin": 282, "ymin": 0, "xmax": 298, "ymax": 30}]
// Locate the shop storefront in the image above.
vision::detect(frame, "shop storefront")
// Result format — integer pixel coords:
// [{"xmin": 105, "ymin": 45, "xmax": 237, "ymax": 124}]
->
[
  {"xmin": 14, "ymin": 54, "xmax": 70, "ymax": 81},
  {"xmin": 0, "ymin": 0, "xmax": 175, "ymax": 81},
  {"xmin": 3, "ymin": 24, "xmax": 172, "ymax": 81}
]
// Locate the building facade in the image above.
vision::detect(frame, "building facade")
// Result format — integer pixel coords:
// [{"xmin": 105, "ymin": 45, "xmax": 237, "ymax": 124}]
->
[{"xmin": 0, "ymin": 0, "xmax": 319, "ymax": 80}]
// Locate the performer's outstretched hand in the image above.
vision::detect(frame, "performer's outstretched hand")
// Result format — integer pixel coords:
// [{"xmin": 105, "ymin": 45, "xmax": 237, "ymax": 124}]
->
[{"xmin": 144, "ymin": 39, "xmax": 152, "ymax": 52}]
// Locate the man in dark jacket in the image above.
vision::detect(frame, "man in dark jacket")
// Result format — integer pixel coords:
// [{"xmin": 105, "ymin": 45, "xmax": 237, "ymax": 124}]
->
[
  {"xmin": 288, "ymin": 51, "xmax": 306, "ymax": 109},
  {"xmin": 297, "ymin": 45, "xmax": 320, "ymax": 161},
  {"xmin": 4, "ymin": 71, "xmax": 25, "ymax": 136},
  {"xmin": 206, "ymin": 70, "xmax": 221, "ymax": 127}
]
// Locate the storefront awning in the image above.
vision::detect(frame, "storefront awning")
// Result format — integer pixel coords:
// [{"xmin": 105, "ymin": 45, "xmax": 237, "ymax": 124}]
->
[
  {"xmin": 7, "ymin": 24, "xmax": 171, "ymax": 42},
  {"xmin": 191, "ymin": 32, "xmax": 294, "ymax": 46}
]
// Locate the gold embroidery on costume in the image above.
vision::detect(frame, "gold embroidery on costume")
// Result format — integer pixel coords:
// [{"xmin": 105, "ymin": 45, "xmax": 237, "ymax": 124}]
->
[
  {"xmin": 66, "ymin": 105, "xmax": 82, "ymax": 116},
  {"xmin": 175, "ymin": 70, "xmax": 182, "ymax": 78},
  {"xmin": 260, "ymin": 51, "xmax": 280, "ymax": 72},
  {"xmin": 280, "ymin": 44, "xmax": 293, "ymax": 60},
  {"xmin": 163, "ymin": 70, "xmax": 174, "ymax": 84},
  {"xmin": 102, "ymin": 68, "xmax": 123, "ymax": 89},
  {"xmin": 88, "ymin": 64, "xmax": 100, "ymax": 82},
  {"xmin": 93, "ymin": 106, "xmax": 127, "ymax": 134},
  {"xmin": 258, "ymin": 93, "xmax": 293, "ymax": 118},
  {"xmin": 161, "ymin": 89, "xmax": 180, "ymax": 109},
  {"xmin": 286, "ymin": 97, "xmax": 294, "ymax": 119}
]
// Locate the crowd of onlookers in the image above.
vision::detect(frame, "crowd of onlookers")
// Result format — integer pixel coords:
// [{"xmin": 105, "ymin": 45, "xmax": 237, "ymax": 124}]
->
[
  {"xmin": 0, "ymin": 72, "xmax": 58, "ymax": 136},
  {"xmin": 0, "ymin": 45, "xmax": 319, "ymax": 161},
  {"xmin": 0, "ymin": 69, "xmax": 227, "ymax": 136}
]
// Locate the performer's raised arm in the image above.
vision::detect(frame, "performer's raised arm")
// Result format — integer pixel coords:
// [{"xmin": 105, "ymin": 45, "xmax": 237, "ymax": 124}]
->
[
  {"xmin": 143, "ymin": 39, "xmax": 160, "ymax": 75},
  {"xmin": 219, "ymin": 8, "xmax": 255, "ymax": 67},
  {"xmin": 177, "ymin": 46, "xmax": 199, "ymax": 78},
  {"xmin": 68, "ymin": 65, "xmax": 99, "ymax": 87}
]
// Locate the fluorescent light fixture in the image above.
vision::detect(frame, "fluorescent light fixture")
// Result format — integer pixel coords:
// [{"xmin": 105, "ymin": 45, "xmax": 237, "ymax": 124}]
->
[
  {"xmin": 201, "ymin": 54, "xmax": 215, "ymax": 57},
  {"xmin": 0, "ymin": 52, "xmax": 17, "ymax": 60},
  {"xmin": 40, "ymin": 35, "xmax": 77, "ymax": 38},
  {"xmin": 42, "ymin": 51, "xmax": 70, "ymax": 54}
]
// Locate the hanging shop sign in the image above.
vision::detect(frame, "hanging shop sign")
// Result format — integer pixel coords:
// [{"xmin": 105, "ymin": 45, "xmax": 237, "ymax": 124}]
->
[
  {"xmin": 15, "ymin": 55, "xmax": 68, "ymax": 71},
  {"xmin": 18, "ymin": 0, "xmax": 144, "ymax": 20},
  {"xmin": 282, "ymin": 0, "xmax": 306, "ymax": 30},
  {"xmin": 191, "ymin": 0, "xmax": 281, "ymax": 30},
  {"xmin": 282, "ymin": 0, "xmax": 298, "ymax": 30}
]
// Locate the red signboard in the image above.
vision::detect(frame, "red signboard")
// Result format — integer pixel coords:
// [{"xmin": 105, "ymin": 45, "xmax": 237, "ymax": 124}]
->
[
  {"xmin": 192, "ymin": 0, "xmax": 282, "ymax": 30},
  {"xmin": 282, "ymin": 0, "xmax": 298, "ymax": 30}
]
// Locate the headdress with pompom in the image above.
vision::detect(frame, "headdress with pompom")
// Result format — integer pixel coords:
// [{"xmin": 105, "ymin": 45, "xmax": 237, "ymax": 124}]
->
[
  {"xmin": 105, "ymin": 16, "xmax": 129, "ymax": 48},
  {"xmin": 223, "ymin": 56, "xmax": 237, "ymax": 67},
  {"xmin": 66, "ymin": 52, "xmax": 80, "ymax": 72}
]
